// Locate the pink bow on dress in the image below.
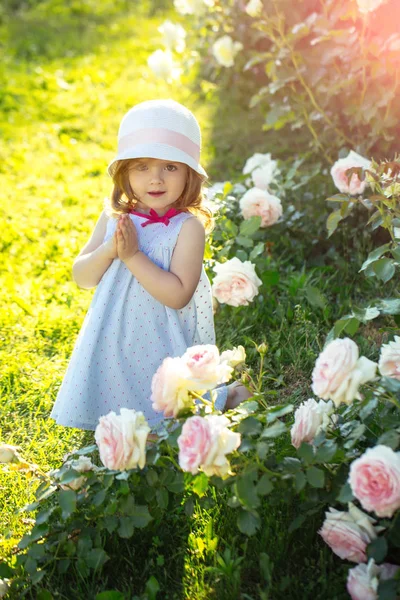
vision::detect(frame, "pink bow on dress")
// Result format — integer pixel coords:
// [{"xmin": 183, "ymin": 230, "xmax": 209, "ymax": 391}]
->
[{"xmin": 129, "ymin": 208, "xmax": 181, "ymax": 227}]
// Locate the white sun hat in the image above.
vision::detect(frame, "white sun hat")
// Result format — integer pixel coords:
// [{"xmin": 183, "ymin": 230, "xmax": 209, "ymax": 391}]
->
[{"xmin": 107, "ymin": 99, "xmax": 208, "ymax": 179}]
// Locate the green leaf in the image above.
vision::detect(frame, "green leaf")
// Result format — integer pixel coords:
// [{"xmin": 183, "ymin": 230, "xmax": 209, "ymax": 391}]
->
[
  {"xmin": 326, "ymin": 209, "xmax": 343, "ymax": 237},
  {"xmin": 31, "ymin": 570, "xmax": 46, "ymax": 585},
  {"xmin": 378, "ymin": 579, "xmax": 398, "ymax": 600},
  {"xmin": 145, "ymin": 575, "xmax": 160, "ymax": 600},
  {"xmin": 86, "ymin": 548, "xmax": 109, "ymax": 571},
  {"xmin": 58, "ymin": 559, "xmax": 70, "ymax": 575},
  {"xmin": 294, "ymin": 471, "xmax": 306, "ymax": 492},
  {"xmin": 192, "ymin": 473, "xmax": 209, "ymax": 498},
  {"xmin": 239, "ymin": 216, "xmax": 262, "ymax": 236},
  {"xmin": 352, "ymin": 306, "xmax": 380, "ymax": 321},
  {"xmin": 338, "ymin": 482, "xmax": 354, "ymax": 503},
  {"xmin": 131, "ymin": 505, "xmax": 152, "ymax": 528},
  {"xmin": 58, "ymin": 489, "xmax": 76, "ymax": 519},
  {"xmin": 236, "ymin": 510, "xmax": 261, "ymax": 536},
  {"xmin": 249, "ymin": 242, "xmax": 265, "ymax": 260},
  {"xmin": 367, "ymin": 536, "xmax": 388, "ymax": 562},
  {"xmin": 360, "ymin": 243, "xmax": 392, "ymax": 271},
  {"xmin": 288, "ymin": 514, "xmax": 306, "ymax": 533},
  {"xmin": 267, "ymin": 404, "xmax": 294, "ymax": 422},
  {"xmin": 146, "ymin": 470, "xmax": 158, "ymax": 486},
  {"xmin": 378, "ymin": 431, "xmax": 400, "ymax": 450},
  {"xmin": 373, "ymin": 258, "xmax": 396, "ymax": 283},
  {"xmin": 237, "ymin": 416, "xmax": 263, "ymax": 435},
  {"xmin": 375, "ymin": 298, "xmax": 400, "ymax": 315},
  {"xmin": 93, "ymin": 489, "xmax": 107, "ymax": 506},
  {"xmin": 236, "ymin": 235, "xmax": 254, "ymax": 248},
  {"xmin": 256, "ymin": 475, "xmax": 274, "ymax": 496},
  {"xmin": 297, "ymin": 442, "xmax": 314, "ymax": 464},
  {"xmin": 283, "ymin": 457, "xmax": 302, "ymax": 473},
  {"xmin": 118, "ymin": 517, "xmax": 134, "ymax": 539},
  {"xmin": 305, "ymin": 285, "xmax": 326, "ymax": 309},
  {"xmin": 306, "ymin": 467, "xmax": 325, "ymax": 488},
  {"xmin": 156, "ymin": 488, "xmax": 169, "ymax": 509},
  {"xmin": 343, "ymin": 317, "xmax": 360, "ymax": 336},
  {"xmin": 166, "ymin": 472, "xmax": 184, "ymax": 494},
  {"xmin": 392, "ymin": 245, "xmax": 400, "ymax": 262},
  {"xmin": 315, "ymin": 440, "xmax": 337, "ymax": 463},
  {"xmin": 235, "ymin": 474, "xmax": 260, "ymax": 509},
  {"xmin": 261, "ymin": 420, "xmax": 286, "ymax": 438},
  {"xmin": 37, "ymin": 591, "xmax": 54, "ymax": 600},
  {"xmin": 24, "ymin": 556, "xmax": 37, "ymax": 575},
  {"xmin": 0, "ymin": 563, "xmax": 14, "ymax": 578}
]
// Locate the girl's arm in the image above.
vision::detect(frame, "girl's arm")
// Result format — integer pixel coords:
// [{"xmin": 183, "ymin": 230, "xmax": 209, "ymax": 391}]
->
[
  {"xmin": 72, "ymin": 211, "xmax": 118, "ymax": 289},
  {"xmin": 119, "ymin": 216, "xmax": 205, "ymax": 310}
]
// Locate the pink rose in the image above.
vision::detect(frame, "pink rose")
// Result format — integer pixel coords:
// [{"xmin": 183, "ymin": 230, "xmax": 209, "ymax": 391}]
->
[
  {"xmin": 349, "ymin": 445, "xmax": 400, "ymax": 517},
  {"xmin": 331, "ymin": 150, "xmax": 371, "ymax": 195},
  {"xmin": 182, "ymin": 345, "xmax": 233, "ymax": 389},
  {"xmin": 291, "ymin": 398, "xmax": 336, "ymax": 449},
  {"xmin": 239, "ymin": 188, "xmax": 282, "ymax": 227},
  {"xmin": 151, "ymin": 356, "xmax": 193, "ymax": 417},
  {"xmin": 178, "ymin": 416, "xmax": 212, "ymax": 474},
  {"xmin": 356, "ymin": 0, "xmax": 387, "ymax": 14},
  {"xmin": 379, "ymin": 336, "xmax": 400, "ymax": 380},
  {"xmin": 178, "ymin": 415, "xmax": 241, "ymax": 478},
  {"xmin": 311, "ymin": 338, "xmax": 377, "ymax": 407},
  {"xmin": 95, "ymin": 408, "xmax": 150, "ymax": 470},
  {"xmin": 212, "ymin": 257, "xmax": 262, "ymax": 307},
  {"xmin": 319, "ymin": 504, "xmax": 383, "ymax": 563},
  {"xmin": 347, "ymin": 560, "xmax": 380, "ymax": 600},
  {"xmin": 312, "ymin": 338, "xmax": 358, "ymax": 397},
  {"xmin": 347, "ymin": 559, "xmax": 399, "ymax": 600}
]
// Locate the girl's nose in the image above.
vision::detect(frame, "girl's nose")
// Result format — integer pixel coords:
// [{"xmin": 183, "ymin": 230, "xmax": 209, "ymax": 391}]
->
[{"xmin": 149, "ymin": 167, "xmax": 164, "ymax": 182}]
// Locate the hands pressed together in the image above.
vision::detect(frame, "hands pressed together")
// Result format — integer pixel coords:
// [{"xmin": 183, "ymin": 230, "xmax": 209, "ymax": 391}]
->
[{"xmin": 105, "ymin": 214, "xmax": 139, "ymax": 262}]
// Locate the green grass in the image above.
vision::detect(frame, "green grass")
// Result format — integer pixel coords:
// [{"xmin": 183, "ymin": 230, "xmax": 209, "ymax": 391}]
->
[{"xmin": 0, "ymin": 1, "xmax": 397, "ymax": 598}]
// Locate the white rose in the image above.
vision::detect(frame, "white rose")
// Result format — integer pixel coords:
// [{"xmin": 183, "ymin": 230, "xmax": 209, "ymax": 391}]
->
[
  {"xmin": 61, "ymin": 456, "xmax": 96, "ymax": 491},
  {"xmin": 331, "ymin": 356, "xmax": 377, "ymax": 407},
  {"xmin": 174, "ymin": 0, "xmax": 213, "ymax": 15},
  {"xmin": 239, "ymin": 188, "xmax": 282, "ymax": 227},
  {"xmin": 202, "ymin": 415, "xmax": 241, "ymax": 477},
  {"xmin": 212, "ymin": 257, "xmax": 262, "ymax": 307},
  {"xmin": 242, "ymin": 152, "xmax": 279, "ymax": 189},
  {"xmin": 220, "ymin": 346, "xmax": 246, "ymax": 368},
  {"xmin": 212, "ymin": 35, "xmax": 243, "ymax": 68},
  {"xmin": 0, "ymin": 444, "xmax": 20, "ymax": 463},
  {"xmin": 147, "ymin": 49, "xmax": 181, "ymax": 82},
  {"xmin": 356, "ymin": 0, "xmax": 387, "ymax": 14},
  {"xmin": 158, "ymin": 20, "xmax": 186, "ymax": 53},
  {"xmin": 347, "ymin": 560, "xmax": 380, "ymax": 600},
  {"xmin": 204, "ymin": 181, "xmax": 227, "ymax": 201},
  {"xmin": 290, "ymin": 398, "xmax": 336, "ymax": 449},
  {"xmin": 330, "ymin": 151, "xmax": 371, "ymax": 195},
  {"xmin": 245, "ymin": 0, "xmax": 263, "ymax": 17},
  {"xmin": 0, "ymin": 579, "xmax": 9, "ymax": 599},
  {"xmin": 379, "ymin": 336, "xmax": 400, "ymax": 380}
]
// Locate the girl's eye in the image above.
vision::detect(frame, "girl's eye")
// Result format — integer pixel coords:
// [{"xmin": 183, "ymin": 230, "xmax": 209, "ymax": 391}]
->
[{"xmin": 165, "ymin": 164, "xmax": 177, "ymax": 172}]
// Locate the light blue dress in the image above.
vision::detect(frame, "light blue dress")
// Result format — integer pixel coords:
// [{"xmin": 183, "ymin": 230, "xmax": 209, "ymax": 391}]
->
[{"xmin": 50, "ymin": 211, "xmax": 227, "ymax": 431}]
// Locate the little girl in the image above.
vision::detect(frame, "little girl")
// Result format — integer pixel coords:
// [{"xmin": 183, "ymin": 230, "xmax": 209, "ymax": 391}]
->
[{"xmin": 50, "ymin": 99, "xmax": 249, "ymax": 431}]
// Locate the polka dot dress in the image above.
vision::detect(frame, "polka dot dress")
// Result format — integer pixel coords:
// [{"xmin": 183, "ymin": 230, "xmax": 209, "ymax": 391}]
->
[{"xmin": 50, "ymin": 211, "xmax": 226, "ymax": 431}]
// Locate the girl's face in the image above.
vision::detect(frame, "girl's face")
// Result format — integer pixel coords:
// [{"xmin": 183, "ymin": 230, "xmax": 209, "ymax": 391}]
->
[{"xmin": 128, "ymin": 157, "xmax": 187, "ymax": 215}]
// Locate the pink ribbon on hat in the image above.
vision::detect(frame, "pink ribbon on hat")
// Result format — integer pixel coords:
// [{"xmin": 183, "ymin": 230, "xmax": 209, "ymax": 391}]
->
[
  {"xmin": 118, "ymin": 128, "xmax": 200, "ymax": 162},
  {"xmin": 129, "ymin": 208, "xmax": 181, "ymax": 227}
]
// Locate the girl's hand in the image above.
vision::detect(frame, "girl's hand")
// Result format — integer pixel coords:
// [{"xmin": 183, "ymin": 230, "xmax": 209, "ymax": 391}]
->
[
  {"xmin": 117, "ymin": 214, "xmax": 139, "ymax": 262},
  {"xmin": 102, "ymin": 230, "xmax": 118, "ymax": 260}
]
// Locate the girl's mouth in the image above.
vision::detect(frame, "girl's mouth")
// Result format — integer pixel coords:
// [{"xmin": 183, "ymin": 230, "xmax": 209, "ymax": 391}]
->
[{"xmin": 148, "ymin": 192, "xmax": 166, "ymax": 197}]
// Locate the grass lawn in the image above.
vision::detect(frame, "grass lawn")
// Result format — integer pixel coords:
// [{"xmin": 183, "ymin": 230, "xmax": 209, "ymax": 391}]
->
[{"xmin": 1, "ymin": 1, "xmax": 397, "ymax": 598}]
